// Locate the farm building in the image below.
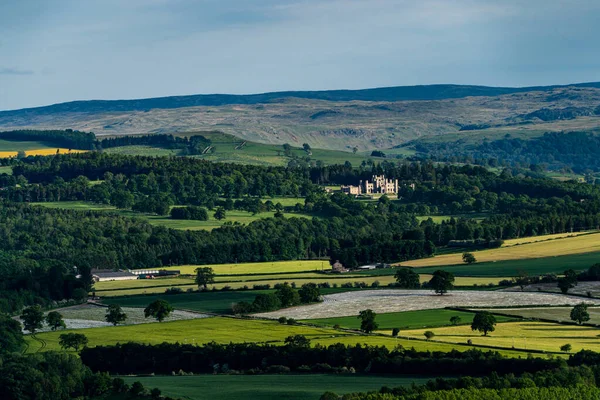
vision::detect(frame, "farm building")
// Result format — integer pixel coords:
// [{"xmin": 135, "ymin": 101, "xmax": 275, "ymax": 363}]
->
[{"xmin": 92, "ymin": 270, "xmax": 138, "ymax": 282}]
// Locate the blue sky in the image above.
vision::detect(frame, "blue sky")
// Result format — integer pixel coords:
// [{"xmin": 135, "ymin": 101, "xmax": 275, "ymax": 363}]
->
[{"xmin": 1, "ymin": 0, "xmax": 600, "ymax": 110}]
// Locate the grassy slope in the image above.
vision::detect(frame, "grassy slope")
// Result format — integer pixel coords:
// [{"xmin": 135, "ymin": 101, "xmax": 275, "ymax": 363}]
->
[
  {"xmin": 403, "ymin": 232, "xmax": 600, "ymax": 268},
  {"xmin": 0, "ymin": 139, "xmax": 55, "ymax": 151},
  {"xmin": 121, "ymin": 375, "xmax": 430, "ymax": 400},
  {"xmin": 480, "ymin": 307, "xmax": 600, "ymax": 325},
  {"xmin": 403, "ymin": 321, "xmax": 600, "ymax": 353},
  {"xmin": 31, "ymin": 201, "xmax": 312, "ymax": 231},
  {"xmin": 303, "ymin": 309, "xmax": 515, "ymax": 331}
]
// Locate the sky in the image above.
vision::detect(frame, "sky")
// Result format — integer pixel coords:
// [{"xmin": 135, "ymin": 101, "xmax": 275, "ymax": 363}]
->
[{"xmin": 1, "ymin": 0, "xmax": 600, "ymax": 111}]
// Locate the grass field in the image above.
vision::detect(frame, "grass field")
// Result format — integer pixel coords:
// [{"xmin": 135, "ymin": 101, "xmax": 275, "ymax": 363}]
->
[
  {"xmin": 0, "ymin": 139, "xmax": 56, "ymax": 151},
  {"xmin": 403, "ymin": 232, "xmax": 600, "ymax": 268},
  {"xmin": 153, "ymin": 260, "xmax": 329, "ymax": 275},
  {"xmin": 416, "ymin": 213, "xmax": 490, "ymax": 223},
  {"xmin": 121, "ymin": 374, "xmax": 430, "ymax": 400},
  {"xmin": 25, "ymin": 316, "xmax": 349, "ymax": 353},
  {"xmin": 303, "ymin": 309, "xmax": 515, "ymax": 331},
  {"xmin": 403, "ymin": 321, "xmax": 600, "ymax": 353},
  {"xmin": 31, "ymin": 201, "xmax": 312, "ymax": 230},
  {"xmin": 101, "ymin": 290, "xmax": 271, "ymax": 314},
  {"xmin": 104, "ymin": 145, "xmax": 179, "ymax": 157},
  {"xmin": 480, "ymin": 306, "xmax": 600, "ymax": 325},
  {"xmin": 416, "ymin": 251, "xmax": 600, "ymax": 277}
]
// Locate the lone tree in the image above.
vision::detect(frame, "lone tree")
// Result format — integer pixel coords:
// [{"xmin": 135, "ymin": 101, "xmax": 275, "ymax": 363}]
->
[
  {"xmin": 59, "ymin": 333, "xmax": 88, "ymax": 351},
  {"xmin": 471, "ymin": 311, "xmax": 497, "ymax": 336},
  {"xmin": 45, "ymin": 311, "xmax": 66, "ymax": 331},
  {"xmin": 424, "ymin": 331, "xmax": 435, "ymax": 340},
  {"xmin": 299, "ymin": 283, "xmax": 321, "ymax": 304},
  {"xmin": 195, "ymin": 267, "xmax": 216, "ymax": 289},
  {"xmin": 570, "ymin": 303, "xmax": 590, "ymax": 325},
  {"xmin": 358, "ymin": 309, "xmax": 378, "ymax": 333},
  {"xmin": 560, "ymin": 344, "xmax": 572, "ymax": 353},
  {"xmin": 214, "ymin": 207, "xmax": 226, "ymax": 220},
  {"xmin": 275, "ymin": 283, "xmax": 301, "ymax": 308},
  {"xmin": 462, "ymin": 252, "xmax": 477, "ymax": 264},
  {"xmin": 105, "ymin": 304, "xmax": 128, "ymax": 326},
  {"xmin": 429, "ymin": 270, "xmax": 455, "ymax": 295},
  {"xmin": 558, "ymin": 269, "xmax": 578, "ymax": 294},
  {"xmin": 144, "ymin": 299, "xmax": 174, "ymax": 322},
  {"xmin": 20, "ymin": 305, "xmax": 44, "ymax": 334},
  {"xmin": 394, "ymin": 268, "xmax": 420, "ymax": 289},
  {"xmin": 450, "ymin": 316, "xmax": 462, "ymax": 326},
  {"xmin": 284, "ymin": 334, "xmax": 311, "ymax": 348}
]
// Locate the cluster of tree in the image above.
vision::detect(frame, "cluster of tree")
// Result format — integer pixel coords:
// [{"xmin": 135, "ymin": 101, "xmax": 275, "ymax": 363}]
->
[
  {"xmin": 409, "ymin": 131, "xmax": 600, "ymax": 173},
  {"xmin": 99, "ymin": 133, "xmax": 213, "ymax": 155},
  {"xmin": 80, "ymin": 341, "xmax": 561, "ymax": 376},
  {"xmin": 0, "ymin": 129, "xmax": 97, "ymax": 150},
  {"xmin": 393, "ymin": 268, "xmax": 455, "ymax": 295},
  {"xmin": 232, "ymin": 282, "xmax": 321, "ymax": 313}
]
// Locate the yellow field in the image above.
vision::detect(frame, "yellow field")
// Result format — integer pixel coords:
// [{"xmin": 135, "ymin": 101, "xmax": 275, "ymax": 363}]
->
[
  {"xmin": 0, "ymin": 148, "xmax": 87, "ymax": 158},
  {"xmin": 502, "ymin": 231, "xmax": 598, "ymax": 246},
  {"xmin": 93, "ymin": 274, "xmax": 508, "ymax": 297},
  {"xmin": 403, "ymin": 321, "xmax": 600, "ymax": 353},
  {"xmin": 149, "ymin": 260, "xmax": 330, "ymax": 275},
  {"xmin": 402, "ymin": 232, "xmax": 600, "ymax": 267}
]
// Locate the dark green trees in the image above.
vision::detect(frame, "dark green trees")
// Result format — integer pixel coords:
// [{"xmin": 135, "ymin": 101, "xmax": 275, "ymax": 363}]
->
[
  {"xmin": 471, "ymin": 311, "xmax": 497, "ymax": 336},
  {"xmin": 144, "ymin": 299, "xmax": 174, "ymax": 322},
  {"xmin": 570, "ymin": 303, "xmax": 590, "ymax": 325},
  {"xmin": 46, "ymin": 311, "xmax": 66, "ymax": 331},
  {"xmin": 105, "ymin": 304, "xmax": 127, "ymax": 326},
  {"xmin": 298, "ymin": 283, "xmax": 321, "ymax": 303},
  {"xmin": 358, "ymin": 309, "xmax": 378, "ymax": 333},
  {"xmin": 462, "ymin": 252, "xmax": 477, "ymax": 264},
  {"xmin": 20, "ymin": 305, "xmax": 44, "ymax": 334},
  {"xmin": 394, "ymin": 268, "xmax": 421, "ymax": 288},
  {"xmin": 59, "ymin": 333, "xmax": 89, "ymax": 351},
  {"xmin": 195, "ymin": 267, "xmax": 216, "ymax": 290},
  {"xmin": 0, "ymin": 314, "xmax": 25, "ymax": 353},
  {"xmin": 429, "ymin": 270, "xmax": 455, "ymax": 295}
]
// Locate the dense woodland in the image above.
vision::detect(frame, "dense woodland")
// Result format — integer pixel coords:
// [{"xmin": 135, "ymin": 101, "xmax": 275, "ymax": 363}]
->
[{"xmin": 410, "ymin": 131, "xmax": 600, "ymax": 173}]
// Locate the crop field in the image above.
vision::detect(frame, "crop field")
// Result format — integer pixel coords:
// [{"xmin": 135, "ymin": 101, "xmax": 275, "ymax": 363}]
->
[
  {"xmin": 416, "ymin": 251, "xmax": 600, "ymax": 277},
  {"xmin": 121, "ymin": 374, "xmax": 431, "ymax": 400},
  {"xmin": 0, "ymin": 165, "xmax": 12, "ymax": 174},
  {"xmin": 101, "ymin": 290, "xmax": 272, "ymax": 314},
  {"xmin": 25, "ymin": 317, "xmax": 348, "ymax": 353},
  {"xmin": 402, "ymin": 232, "xmax": 600, "ymax": 268},
  {"xmin": 154, "ymin": 260, "xmax": 328, "ymax": 275},
  {"xmin": 31, "ymin": 201, "xmax": 312, "ymax": 230},
  {"xmin": 403, "ymin": 321, "xmax": 600, "ymax": 353},
  {"xmin": 479, "ymin": 306, "xmax": 600, "ymax": 325},
  {"xmin": 304, "ymin": 309, "xmax": 515, "ymax": 331},
  {"xmin": 255, "ymin": 289, "xmax": 600, "ymax": 320},
  {"xmin": 93, "ymin": 273, "xmax": 507, "ymax": 297},
  {"xmin": 502, "ymin": 231, "xmax": 597, "ymax": 246}
]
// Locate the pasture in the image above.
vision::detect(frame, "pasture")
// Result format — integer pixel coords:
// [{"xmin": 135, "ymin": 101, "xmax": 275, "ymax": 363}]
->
[
  {"xmin": 304, "ymin": 309, "xmax": 515, "ymax": 331},
  {"xmin": 101, "ymin": 290, "xmax": 271, "ymax": 314},
  {"xmin": 480, "ymin": 306, "xmax": 600, "ymax": 325},
  {"xmin": 121, "ymin": 374, "xmax": 431, "ymax": 400},
  {"xmin": 0, "ymin": 165, "xmax": 12, "ymax": 175},
  {"xmin": 255, "ymin": 289, "xmax": 600, "ymax": 320},
  {"xmin": 25, "ymin": 317, "xmax": 347, "ymax": 353},
  {"xmin": 402, "ymin": 232, "xmax": 600, "ymax": 268},
  {"xmin": 416, "ymin": 251, "xmax": 600, "ymax": 277},
  {"xmin": 403, "ymin": 321, "xmax": 600, "ymax": 353},
  {"xmin": 153, "ymin": 260, "xmax": 328, "ymax": 275},
  {"xmin": 31, "ymin": 201, "xmax": 312, "ymax": 230}
]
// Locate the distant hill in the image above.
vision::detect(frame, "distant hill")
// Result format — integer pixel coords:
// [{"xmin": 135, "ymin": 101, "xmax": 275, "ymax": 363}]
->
[
  {"xmin": 2, "ymin": 83, "xmax": 600, "ymax": 152},
  {"xmin": 3, "ymin": 82, "xmax": 600, "ymax": 115}
]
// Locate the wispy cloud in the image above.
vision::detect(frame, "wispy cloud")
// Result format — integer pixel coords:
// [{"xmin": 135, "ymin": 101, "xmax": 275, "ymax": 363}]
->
[{"xmin": 0, "ymin": 67, "xmax": 34, "ymax": 76}]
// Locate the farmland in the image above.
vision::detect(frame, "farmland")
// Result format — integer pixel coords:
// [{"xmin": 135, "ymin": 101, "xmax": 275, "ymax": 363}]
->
[
  {"xmin": 416, "ymin": 251, "xmax": 600, "ymax": 277},
  {"xmin": 25, "ymin": 316, "xmax": 347, "ymax": 353},
  {"xmin": 479, "ymin": 306, "xmax": 600, "ymax": 325},
  {"xmin": 121, "ymin": 375, "xmax": 431, "ymax": 400},
  {"xmin": 255, "ymin": 289, "xmax": 600, "ymax": 319},
  {"xmin": 403, "ymin": 321, "xmax": 600, "ymax": 353},
  {"xmin": 303, "ymin": 309, "xmax": 515, "ymax": 331},
  {"xmin": 402, "ymin": 232, "xmax": 600, "ymax": 268},
  {"xmin": 31, "ymin": 201, "xmax": 312, "ymax": 230}
]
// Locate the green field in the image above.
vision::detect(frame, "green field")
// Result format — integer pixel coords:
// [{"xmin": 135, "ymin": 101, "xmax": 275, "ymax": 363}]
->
[
  {"xmin": 104, "ymin": 145, "xmax": 179, "ymax": 157},
  {"xmin": 0, "ymin": 138, "xmax": 55, "ymax": 151},
  {"xmin": 122, "ymin": 374, "xmax": 430, "ymax": 400},
  {"xmin": 31, "ymin": 201, "xmax": 312, "ymax": 230},
  {"xmin": 25, "ymin": 317, "xmax": 349, "ymax": 353},
  {"xmin": 403, "ymin": 321, "xmax": 600, "ymax": 354},
  {"xmin": 304, "ymin": 309, "xmax": 515, "ymax": 331},
  {"xmin": 0, "ymin": 165, "xmax": 12, "ymax": 175},
  {"xmin": 416, "ymin": 251, "xmax": 600, "ymax": 277},
  {"xmin": 480, "ymin": 306, "xmax": 600, "ymax": 325},
  {"xmin": 101, "ymin": 290, "xmax": 270, "ymax": 314}
]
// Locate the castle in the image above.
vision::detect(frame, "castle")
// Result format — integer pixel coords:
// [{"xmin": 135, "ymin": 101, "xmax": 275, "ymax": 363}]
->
[{"xmin": 341, "ymin": 175, "xmax": 399, "ymax": 195}]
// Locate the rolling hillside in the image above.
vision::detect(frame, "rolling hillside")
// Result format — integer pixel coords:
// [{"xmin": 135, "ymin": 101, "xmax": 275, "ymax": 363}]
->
[{"xmin": 2, "ymin": 83, "xmax": 600, "ymax": 152}]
